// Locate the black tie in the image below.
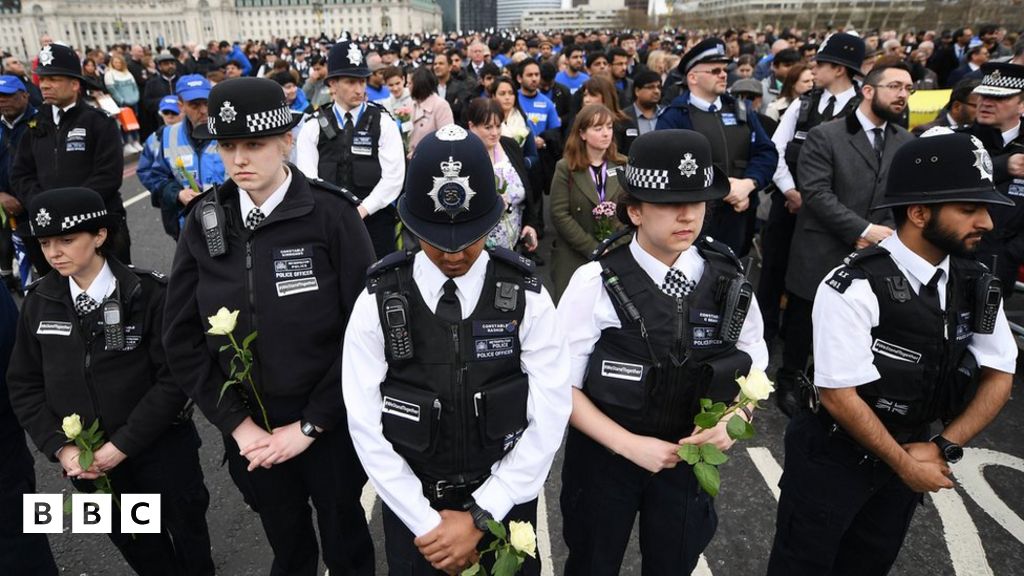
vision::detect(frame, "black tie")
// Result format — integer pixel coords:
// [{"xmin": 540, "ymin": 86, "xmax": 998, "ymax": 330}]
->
[
  {"xmin": 920, "ymin": 270, "xmax": 943, "ymax": 310},
  {"xmin": 436, "ymin": 279, "xmax": 462, "ymax": 323},
  {"xmin": 821, "ymin": 95, "xmax": 836, "ymax": 120},
  {"xmin": 871, "ymin": 128, "xmax": 885, "ymax": 162},
  {"xmin": 343, "ymin": 111, "xmax": 353, "ymax": 131},
  {"xmin": 707, "ymin": 104, "xmax": 717, "ymax": 114},
  {"xmin": 56, "ymin": 108, "xmax": 64, "ymax": 125}
]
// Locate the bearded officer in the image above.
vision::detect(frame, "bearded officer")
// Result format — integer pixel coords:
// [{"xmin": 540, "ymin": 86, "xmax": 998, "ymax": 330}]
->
[
  {"xmin": 342, "ymin": 124, "xmax": 571, "ymax": 575},
  {"xmin": 766, "ymin": 131, "xmax": 1017, "ymax": 576},
  {"xmin": 296, "ymin": 40, "xmax": 404, "ymax": 260}
]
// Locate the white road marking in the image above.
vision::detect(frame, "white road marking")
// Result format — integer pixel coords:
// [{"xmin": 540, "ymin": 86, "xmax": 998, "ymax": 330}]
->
[
  {"xmin": 953, "ymin": 448, "xmax": 1024, "ymax": 545},
  {"xmin": 537, "ymin": 489, "xmax": 554, "ymax": 576},
  {"xmin": 929, "ymin": 488, "xmax": 994, "ymax": 576},
  {"xmin": 693, "ymin": 554, "xmax": 713, "ymax": 575},
  {"xmin": 746, "ymin": 447, "xmax": 784, "ymax": 501},
  {"xmin": 360, "ymin": 483, "xmax": 376, "ymax": 523},
  {"xmin": 123, "ymin": 190, "xmax": 150, "ymax": 207}
]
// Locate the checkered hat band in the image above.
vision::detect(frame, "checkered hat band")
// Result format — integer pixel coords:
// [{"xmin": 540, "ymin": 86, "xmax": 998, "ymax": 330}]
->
[
  {"xmin": 207, "ymin": 116, "xmax": 217, "ymax": 135},
  {"xmin": 626, "ymin": 166, "xmax": 670, "ymax": 190},
  {"xmin": 702, "ymin": 167, "xmax": 714, "ymax": 188},
  {"xmin": 246, "ymin": 106, "xmax": 292, "ymax": 133},
  {"xmin": 981, "ymin": 74, "xmax": 1024, "ymax": 90},
  {"xmin": 61, "ymin": 209, "xmax": 107, "ymax": 230}
]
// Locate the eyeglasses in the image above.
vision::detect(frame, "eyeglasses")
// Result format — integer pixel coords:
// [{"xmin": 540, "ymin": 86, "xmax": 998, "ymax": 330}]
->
[
  {"xmin": 695, "ymin": 67, "xmax": 728, "ymax": 76},
  {"xmin": 872, "ymin": 82, "xmax": 916, "ymax": 95}
]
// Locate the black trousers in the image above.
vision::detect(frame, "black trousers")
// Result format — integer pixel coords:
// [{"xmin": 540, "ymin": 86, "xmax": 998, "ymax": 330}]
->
[
  {"xmin": 381, "ymin": 498, "xmax": 541, "ymax": 576},
  {"xmin": 757, "ymin": 198, "xmax": 798, "ymax": 343},
  {"xmin": 225, "ymin": 426, "xmax": 374, "ymax": 576},
  {"xmin": 364, "ymin": 209, "xmax": 397, "ymax": 262},
  {"xmin": 781, "ymin": 292, "xmax": 814, "ymax": 373},
  {"xmin": 0, "ymin": 425, "xmax": 58, "ymax": 576},
  {"xmin": 560, "ymin": 428, "xmax": 717, "ymax": 576},
  {"xmin": 69, "ymin": 420, "xmax": 214, "ymax": 576},
  {"xmin": 766, "ymin": 412, "xmax": 923, "ymax": 576}
]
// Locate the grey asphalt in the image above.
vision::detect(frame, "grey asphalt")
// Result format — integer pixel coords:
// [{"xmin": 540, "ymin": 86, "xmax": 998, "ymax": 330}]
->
[{"xmin": 28, "ymin": 171, "xmax": 1024, "ymax": 575}]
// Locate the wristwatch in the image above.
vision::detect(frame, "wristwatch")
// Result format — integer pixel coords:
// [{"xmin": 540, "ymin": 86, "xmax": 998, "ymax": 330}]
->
[
  {"xmin": 300, "ymin": 420, "xmax": 322, "ymax": 439},
  {"xmin": 467, "ymin": 501, "xmax": 494, "ymax": 533},
  {"xmin": 931, "ymin": 434, "xmax": 963, "ymax": 464}
]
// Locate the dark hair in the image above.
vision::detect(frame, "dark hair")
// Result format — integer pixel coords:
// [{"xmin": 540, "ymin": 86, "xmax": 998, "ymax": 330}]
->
[
  {"xmin": 565, "ymin": 44, "xmax": 584, "ymax": 59},
  {"xmin": 864, "ymin": 60, "xmax": 912, "ymax": 87},
  {"xmin": 517, "ymin": 58, "xmax": 540, "ymax": 78},
  {"xmin": 949, "ymin": 78, "xmax": 981, "ymax": 106},
  {"xmin": 1014, "ymin": 38, "xmax": 1024, "ymax": 58},
  {"xmin": 270, "ymin": 71, "xmax": 295, "ymax": 87},
  {"xmin": 632, "ymin": 69, "xmax": 661, "ymax": 95},
  {"xmin": 465, "ymin": 97, "xmax": 503, "ymax": 128},
  {"xmin": 978, "ymin": 23, "xmax": 999, "ymax": 37},
  {"xmin": 892, "ymin": 205, "xmax": 909, "ymax": 229},
  {"xmin": 539, "ymin": 61, "xmax": 557, "ymax": 82},
  {"xmin": 445, "ymin": 48, "xmax": 463, "ymax": 61},
  {"xmin": 381, "ymin": 65, "xmax": 404, "ymax": 82},
  {"xmin": 615, "ymin": 191, "xmax": 640, "ymax": 226},
  {"xmin": 607, "ymin": 46, "xmax": 629, "ymax": 62},
  {"xmin": 587, "ymin": 51, "xmax": 608, "ymax": 68},
  {"xmin": 487, "ymin": 76, "xmax": 528, "ymax": 121},
  {"xmin": 479, "ymin": 62, "xmax": 501, "ymax": 78},
  {"xmin": 779, "ymin": 62, "xmax": 812, "ymax": 101},
  {"xmin": 736, "ymin": 54, "xmax": 757, "ymax": 68},
  {"xmin": 773, "ymin": 48, "xmax": 801, "ymax": 67},
  {"xmin": 410, "ymin": 66, "xmax": 438, "ymax": 102}
]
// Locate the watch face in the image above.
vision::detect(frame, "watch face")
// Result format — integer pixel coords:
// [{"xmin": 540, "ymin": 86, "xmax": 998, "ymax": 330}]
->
[{"xmin": 945, "ymin": 444, "xmax": 964, "ymax": 463}]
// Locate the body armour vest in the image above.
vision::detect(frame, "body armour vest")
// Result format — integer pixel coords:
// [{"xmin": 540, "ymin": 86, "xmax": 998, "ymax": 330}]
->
[
  {"xmin": 688, "ymin": 102, "xmax": 752, "ymax": 180},
  {"xmin": 367, "ymin": 247, "xmax": 543, "ymax": 484},
  {"xmin": 315, "ymin": 103, "xmax": 383, "ymax": 199},
  {"xmin": 584, "ymin": 239, "xmax": 753, "ymax": 442},
  {"xmin": 784, "ymin": 88, "xmax": 860, "ymax": 187},
  {"xmin": 825, "ymin": 246, "xmax": 988, "ymax": 433}
]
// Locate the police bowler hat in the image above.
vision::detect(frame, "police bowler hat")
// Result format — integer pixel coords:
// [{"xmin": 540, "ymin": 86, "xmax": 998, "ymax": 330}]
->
[
  {"xmin": 25, "ymin": 187, "xmax": 119, "ymax": 238},
  {"xmin": 193, "ymin": 77, "xmax": 300, "ymax": 140},
  {"xmin": 326, "ymin": 41, "xmax": 371, "ymax": 79},
  {"xmin": 617, "ymin": 129, "xmax": 730, "ymax": 204},
  {"xmin": 874, "ymin": 130, "xmax": 1013, "ymax": 209},
  {"xmin": 397, "ymin": 125, "xmax": 504, "ymax": 253}
]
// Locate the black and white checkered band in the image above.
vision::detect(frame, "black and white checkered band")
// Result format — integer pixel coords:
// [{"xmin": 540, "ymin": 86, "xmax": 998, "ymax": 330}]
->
[
  {"xmin": 626, "ymin": 165, "xmax": 670, "ymax": 190},
  {"xmin": 246, "ymin": 106, "xmax": 293, "ymax": 133},
  {"xmin": 977, "ymin": 72, "xmax": 1024, "ymax": 95},
  {"xmin": 207, "ymin": 116, "xmax": 217, "ymax": 135},
  {"xmin": 702, "ymin": 167, "xmax": 714, "ymax": 189},
  {"xmin": 61, "ymin": 209, "xmax": 107, "ymax": 231}
]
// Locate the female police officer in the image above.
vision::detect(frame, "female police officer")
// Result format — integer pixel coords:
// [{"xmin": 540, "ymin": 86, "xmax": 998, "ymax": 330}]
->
[
  {"xmin": 162, "ymin": 77, "xmax": 376, "ymax": 576},
  {"xmin": 7, "ymin": 187, "xmax": 214, "ymax": 576},
  {"xmin": 556, "ymin": 129, "xmax": 770, "ymax": 575}
]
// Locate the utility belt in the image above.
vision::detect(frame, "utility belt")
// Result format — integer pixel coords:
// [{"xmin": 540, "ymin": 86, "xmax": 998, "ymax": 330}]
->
[
  {"xmin": 421, "ymin": 474, "xmax": 489, "ymax": 509},
  {"xmin": 814, "ymin": 409, "xmax": 927, "ymax": 464}
]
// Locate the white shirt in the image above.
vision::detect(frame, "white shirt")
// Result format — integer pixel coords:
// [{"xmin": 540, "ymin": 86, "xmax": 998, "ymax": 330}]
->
[
  {"xmin": 688, "ymin": 93, "xmax": 723, "ymax": 112},
  {"xmin": 51, "ymin": 102, "xmax": 77, "ymax": 125},
  {"xmin": 342, "ymin": 251, "xmax": 571, "ymax": 537},
  {"xmin": 69, "ymin": 260, "xmax": 116, "ymax": 303},
  {"xmin": 238, "ymin": 166, "xmax": 292, "ymax": 221},
  {"xmin": 1002, "ymin": 122, "xmax": 1021, "ymax": 147},
  {"xmin": 855, "ymin": 108, "xmax": 887, "ymax": 148},
  {"xmin": 771, "ymin": 85, "xmax": 858, "ymax": 193},
  {"xmin": 812, "ymin": 233, "xmax": 1017, "ymax": 389},
  {"xmin": 558, "ymin": 237, "xmax": 770, "ymax": 391},
  {"xmin": 295, "ymin": 100, "xmax": 405, "ymax": 216}
]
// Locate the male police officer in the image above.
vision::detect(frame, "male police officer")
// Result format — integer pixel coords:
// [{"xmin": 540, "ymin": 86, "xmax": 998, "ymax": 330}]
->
[
  {"xmin": 296, "ymin": 40, "xmax": 404, "ymax": 260},
  {"xmin": 136, "ymin": 74, "xmax": 225, "ymax": 240},
  {"xmin": 657, "ymin": 38, "xmax": 778, "ymax": 257},
  {"xmin": 11, "ymin": 43, "xmax": 127, "ymax": 271},
  {"xmin": 343, "ymin": 125, "xmax": 570, "ymax": 575},
  {"xmin": 766, "ymin": 131, "xmax": 1017, "ymax": 576}
]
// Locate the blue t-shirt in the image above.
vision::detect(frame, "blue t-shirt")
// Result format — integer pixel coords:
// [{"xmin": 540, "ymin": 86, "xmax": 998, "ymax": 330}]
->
[
  {"xmin": 555, "ymin": 70, "xmax": 589, "ymax": 94},
  {"xmin": 494, "ymin": 54, "xmax": 512, "ymax": 69},
  {"xmin": 517, "ymin": 91, "xmax": 561, "ymax": 135},
  {"xmin": 366, "ymin": 84, "xmax": 390, "ymax": 103}
]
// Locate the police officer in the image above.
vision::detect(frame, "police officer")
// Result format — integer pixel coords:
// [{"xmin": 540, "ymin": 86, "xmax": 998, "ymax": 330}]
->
[
  {"xmin": 11, "ymin": 43, "xmax": 128, "ymax": 272},
  {"xmin": 764, "ymin": 32, "xmax": 864, "ymax": 414},
  {"xmin": 136, "ymin": 74, "xmax": 225, "ymax": 240},
  {"xmin": 342, "ymin": 125, "xmax": 571, "ymax": 575},
  {"xmin": 766, "ymin": 132, "xmax": 1017, "ymax": 576},
  {"xmin": 657, "ymin": 39, "xmax": 778, "ymax": 257},
  {"xmin": 7, "ymin": 187, "xmax": 215, "ymax": 576},
  {"xmin": 296, "ymin": 41, "xmax": 404, "ymax": 260},
  {"xmin": 162, "ymin": 77, "xmax": 375, "ymax": 576},
  {"xmin": 557, "ymin": 130, "xmax": 769, "ymax": 575}
]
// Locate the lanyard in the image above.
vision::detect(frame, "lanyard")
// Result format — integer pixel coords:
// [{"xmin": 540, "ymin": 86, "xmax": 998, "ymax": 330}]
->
[
  {"xmin": 334, "ymin": 101, "xmax": 365, "ymax": 129},
  {"xmin": 589, "ymin": 162, "xmax": 607, "ymax": 202}
]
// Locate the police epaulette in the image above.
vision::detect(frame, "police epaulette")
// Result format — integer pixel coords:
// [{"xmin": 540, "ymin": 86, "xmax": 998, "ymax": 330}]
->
[
  {"xmin": 824, "ymin": 245, "xmax": 890, "ymax": 294},
  {"xmin": 23, "ymin": 277, "xmax": 43, "ymax": 293},
  {"xmin": 183, "ymin": 187, "xmax": 215, "ymax": 215},
  {"xmin": 366, "ymin": 251, "xmax": 415, "ymax": 294},
  {"xmin": 589, "ymin": 227, "xmax": 633, "ymax": 261},
  {"xmin": 488, "ymin": 246, "xmax": 542, "ymax": 293},
  {"xmin": 842, "ymin": 244, "xmax": 890, "ymax": 267},
  {"xmin": 308, "ymin": 177, "xmax": 361, "ymax": 206},
  {"xmin": 306, "ymin": 109, "xmax": 323, "ymax": 123},
  {"xmin": 126, "ymin": 265, "xmax": 167, "ymax": 283},
  {"xmin": 699, "ymin": 236, "xmax": 744, "ymax": 272},
  {"xmin": 366, "ymin": 100, "xmax": 393, "ymax": 119}
]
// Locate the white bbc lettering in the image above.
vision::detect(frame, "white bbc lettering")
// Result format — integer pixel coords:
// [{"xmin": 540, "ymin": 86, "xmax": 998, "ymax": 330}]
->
[
  {"xmin": 72, "ymin": 493, "xmax": 112, "ymax": 534},
  {"xmin": 121, "ymin": 494, "xmax": 162, "ymax": 534},
  {"xmin": 22, "ymin": 494, "xmax": 62, "ymax": 534}
]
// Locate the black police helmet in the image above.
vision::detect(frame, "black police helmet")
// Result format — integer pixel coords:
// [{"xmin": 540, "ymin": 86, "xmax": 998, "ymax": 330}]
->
[
  {"xmin": 192, "ymin": 77, "xmax": 300, "ymax": 141},
  {"xmin": 874, "ymin": 129, "xmax": 1013, "ymax": 210},
  {"xmin": 814, "ymin": 33, "xmax": 866, "ymax": 77},
  {"xmin": 326, "ymin": 41, "xmax": 371, "ymax": 80},
  {"xmin": 397, "ymin": 125, "xmax": 504, "ymax": 253},
  {"xmin": 617, "ymin": 129, "xmax": 730, "ymax": 205},
  {"xmin": 24, "ymin": 187, "xmax": 119, "ymax": 238},
  {"xmin": 35, "ymin": 43, "xmax": 84, "ymax": 81}
]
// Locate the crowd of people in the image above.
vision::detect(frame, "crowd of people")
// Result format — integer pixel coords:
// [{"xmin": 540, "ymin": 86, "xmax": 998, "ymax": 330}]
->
[{"xmin": 0, "ymin": 19, "xmax": 1022, "ymax": 576}]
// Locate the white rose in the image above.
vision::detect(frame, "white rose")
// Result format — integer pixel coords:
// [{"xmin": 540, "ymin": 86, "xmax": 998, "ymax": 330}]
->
[
  {"xmin": 207, "ymin": 308, "xmax": 239, "ymax": 336},
  {"xmin": 62, "ymin": 414, "xmax": 83, "ymax": 440},
  {"xmin": 508, "ymin": 520, "xmax": 537, "ymax": 558},
  {"xmin": 737, "ymin": 368, "xmax": 774, "ymax": 402}
]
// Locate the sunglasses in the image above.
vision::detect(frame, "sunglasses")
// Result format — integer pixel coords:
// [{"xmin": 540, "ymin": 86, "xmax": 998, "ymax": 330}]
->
[{"xmin": 695, "ymin": 67, "xmax": 728, "ymax": 76}]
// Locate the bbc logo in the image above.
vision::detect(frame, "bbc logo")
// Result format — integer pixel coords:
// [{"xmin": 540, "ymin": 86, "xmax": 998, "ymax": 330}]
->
[{"xmin": 23, "ymin": 494, "xmax": 161, "ymax": 534}]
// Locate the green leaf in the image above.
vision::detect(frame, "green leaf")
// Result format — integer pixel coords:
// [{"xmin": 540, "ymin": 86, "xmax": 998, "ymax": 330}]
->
[
  {"xmin": 461, "ymin": 563, "xmax": 482, "ymax": 576},
  {"xmin": 677, "ymin": 443, "xmax": 701, "ymax": 465},
  {"xmin": 242, "ymin": 331, "xmax": 258, "ymax": 350},
  {"xmin": 63, "ymin": 494, "xmax": 72, "ymax": 515},
  {"xmin": 79, "ymin": 448, "xmax": 94, "ymax": 471},
  {"xmin": 694, "ymin": 412, "xmax": 720, "ymax": 430},
  {"xmin": 486, "ymin": 519, "xmax": 507, "ymax": 541},
  {"xmin": 727, "ymin": 415, "xmax": 749, "ymax": 440},
  {"xmin": 87, "ymin": 419, "xmax": 100, "ymax": 435},
  {"xmin": 694, "ymin": 461, "xmax": 721, "ymax": 498},
  {"xmin": 217, "ymin": 379, "xmax": 237, "ymax": 403},
  {"xmin": 699, "ymin": 397, "xmax": 712, "ymax": 411},
  {"xmin": 219, "ymin": 343, "xmax": 233, "ymax": 353},
  {"xmin": 699, "ymin": 443, "xmax": 729, "ymax": 466},
  {"xmin": 709, "ymin": 402, "xmax": 728, "ymax": 415},
  {"xmin": 492, "ymin": 549, "xmax": 519, "ymax": 576}
]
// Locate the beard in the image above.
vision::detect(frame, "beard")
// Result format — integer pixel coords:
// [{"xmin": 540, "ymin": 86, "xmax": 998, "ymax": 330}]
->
[
  {"xmin": 922, "ymin": 212, "xmax": 979, "ymax": 258},
  {"xmin": 871, "ymin": 92, "xmax": 905, "ymax": 124}
]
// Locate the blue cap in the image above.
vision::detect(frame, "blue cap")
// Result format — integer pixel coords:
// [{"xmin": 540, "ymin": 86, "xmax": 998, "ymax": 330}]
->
[
  {"xmin": 0, "ymin": 75, "xmax": 27, "ymax": 95},
  {"xmin": 175, "ymin": 74, "xmax": 212, "ymax": 102},
  {"xmin": 159, "ymin": 96, "xmax": 180, "ymax": 114}
]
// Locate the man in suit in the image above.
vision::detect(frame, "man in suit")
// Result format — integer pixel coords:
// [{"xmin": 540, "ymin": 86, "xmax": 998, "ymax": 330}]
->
[
  {"xmin": 912, "ymin": 78, "xmax": 981, "ymax": 136},
  {"xmin": 781, "ymin": 61, "xmax": 915, "ymax": 405},
  {"xmin": 946, "ymin": 45, "xmax": 989, "ymax": 88},
  {"xmin": 930, "ymin": 27, "xmax": 973, "ymax": 88},
  {"xmin": 433, "ymin": 52, "xmax": 471, "ymax": 126},
  {"xmin": 623, "ymin": 69, "xmax": 663, "ymax": 136}
]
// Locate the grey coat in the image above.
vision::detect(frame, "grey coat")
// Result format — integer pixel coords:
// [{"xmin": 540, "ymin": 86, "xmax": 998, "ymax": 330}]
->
[{"xmin": 785, "ymin": 111, "xmax": 914, "ymax": 300}]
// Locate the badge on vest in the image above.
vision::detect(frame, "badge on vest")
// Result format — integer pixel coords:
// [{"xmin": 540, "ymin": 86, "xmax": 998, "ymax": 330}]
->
[
  {"xmin": 382, "ymin": 395, "xmax": 421, "ymax": 422},
  {"xmin": 874, "ymin": 397, "xmax": 909, "ymax": 416},
  {"xmin": 37, "ymin": 321, "xmax": 73, "ymax": 336},
  {"xmin": 474, "ymin": 336, "xmax": 516, "ymax": 360},
  {"xmin": 1008, "ymin": 179, "xmax": 1024, "ymax": 197},
  {"xmin": 276, "ymin": 278, "xmax": 319, "ymax": 297},
  {"xmin": 956, "ymin": 311, "xmax": 973, "ymax": 341},
  {"xmin": 625, "ymin": 128, "xmax": 639, "ymax": 137},
  {"xmin": 273, "ymin": 246, "xmax": 315, "ymax": 281},
  {"xmin": 352, "ymin": 132, "xmax": 373, "ymax": 156},
  {"xmin": 721, "ymin": 113, "xmax": 737, "ymax": 127},
  {"xmin": 692, "ymin": 326, "xmax": 722, "ymax": 348},
  {"xmin": 600, "ymin": 360, "xmax": 644, "ymax": 382},
  {"xmin": 123, "ymin": 324, "xmax": 143, "ymax": 351},
  {"xmin": 472, "ymin": 320, "xmax": 518, "ymax": 336},
  {"xmin": 871, "ymin": 338, "xmax": 922, "ymax": 364}
]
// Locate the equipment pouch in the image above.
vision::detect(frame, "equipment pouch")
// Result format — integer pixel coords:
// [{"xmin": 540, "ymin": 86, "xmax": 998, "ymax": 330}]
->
[{"xmin": 380, "ymin": 381, "xmax": 441, "ymax": 454}]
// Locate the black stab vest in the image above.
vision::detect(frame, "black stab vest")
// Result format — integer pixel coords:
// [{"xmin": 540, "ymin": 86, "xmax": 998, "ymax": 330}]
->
[
  {"xmin": 688, "ymin": 100, "xmax": 751, "ymax": 179},
  {"xmin": 315, "ymin": 103, "xmax": 383, "ymax": 199},
  {"xmin": 784, "ymin": 88, "xmax": 860, "ymax": 187}
]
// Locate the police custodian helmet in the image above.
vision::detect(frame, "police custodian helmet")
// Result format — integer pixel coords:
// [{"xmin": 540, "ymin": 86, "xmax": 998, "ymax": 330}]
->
[
  {"xmin": 814, "ymin": 33, "xmax": 866, "ymax": 77},
  {"xmin": 24, "ymin": 187, "xmax": 119, "ymax": 238},
  {"xmin": 192, "ymin": 77, "xmax": 301, "ymax": 140},
  {"xmin": 326, "ymin": 40, "xmax": 371, "ymax": 80},
  {"xmin": 874, "ymin": 129, "xmax": 1014, "ymax": 209},
  {"xmin": 397, "ymin": 124, "xmax": 504, "ymax": 253},
  {"xmin": 35, "ymin": 43, "xmax": 85, "ymax": 81},
  {"xmin": 618, "ymin": 129, "xmax": 730, "ymax": 206}
]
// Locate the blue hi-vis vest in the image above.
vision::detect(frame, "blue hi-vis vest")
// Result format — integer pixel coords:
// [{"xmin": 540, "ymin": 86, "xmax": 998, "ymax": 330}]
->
[{"xmin": 161, "ymin": 121, "xmax": 226, "ymax": 192}]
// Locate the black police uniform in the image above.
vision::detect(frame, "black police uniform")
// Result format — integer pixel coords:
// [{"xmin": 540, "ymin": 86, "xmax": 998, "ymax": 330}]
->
[
  {"xmin": 7, "ymin": 188, "xmax": 213, "ymax": 576},
  {"xmin": 162, "ymin": 78, "xmax": 376, "ymax": 576}
]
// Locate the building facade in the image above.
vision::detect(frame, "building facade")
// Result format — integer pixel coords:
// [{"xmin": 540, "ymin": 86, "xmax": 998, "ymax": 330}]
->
[
  {"xmin": 497, "ymin": 0, "xmax": 560, "ymax": 29},
  {"xmin": 694, "ymin": 0, "xmax": 927, "ymax": 31}
]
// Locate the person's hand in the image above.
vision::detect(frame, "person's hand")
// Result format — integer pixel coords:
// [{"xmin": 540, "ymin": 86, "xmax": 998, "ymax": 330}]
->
[
  {"xmin": 680, "ymin": 415, "xmax": 738, "ymax": 453},
  {"xmin": 57, "ymin": 445, "xmax": 102, "ymax": 480},
  {"xmin": 782, "ymin": 188, "xmax": 802, "ymax": 213},
  {"xmin": 231, "ymin": 417, "xmax": 273, "ymax": 464},
  {"xmin": 903, "ymin": 441, "xmax": 944, "ymax": 466},
  {"xmin": 239, "ymin": 421, "xmax": 315, "ymax": 471},
  {"xmin": 897, "ymin": 456, "xmax": 954, "ymax": 493},
  {"xmin": 535, "ymin": 136, "xmax": 546, "ymax": 149},
  {"xmin": 1008, "ymin": 153, "xmax": 1024, "ymax": 178},
  {"xmin": 178, "ymin": 188, "xmax": 200, "ymax": 207},
  {"xmin": 621, "ymin": 434, "xmax": 682, "ymax": 473},
  {"xmin": 520, "ymin": 225, "xmax": 538, "ymax": 252},
  {"xmin": 92, "ymin": 442, "xmax": 127, "ymax": 473},
  {"xmin": 414, "ymin": 510, "xmax": 483, "ymax": 573},
  {"xmin": 725, "ymin": 178, "xmax": 756, "ymax": 210},
  {"xmin": 863, "ymin": 224, "xmax": 894, "ymax": 245},
  {"xmin": 0, "ymin": 191, "xmax": 23, "ymax": 215},
  {"xmin": 357, "ymin": 205, "xmax": 369, "ymax": 219}
]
